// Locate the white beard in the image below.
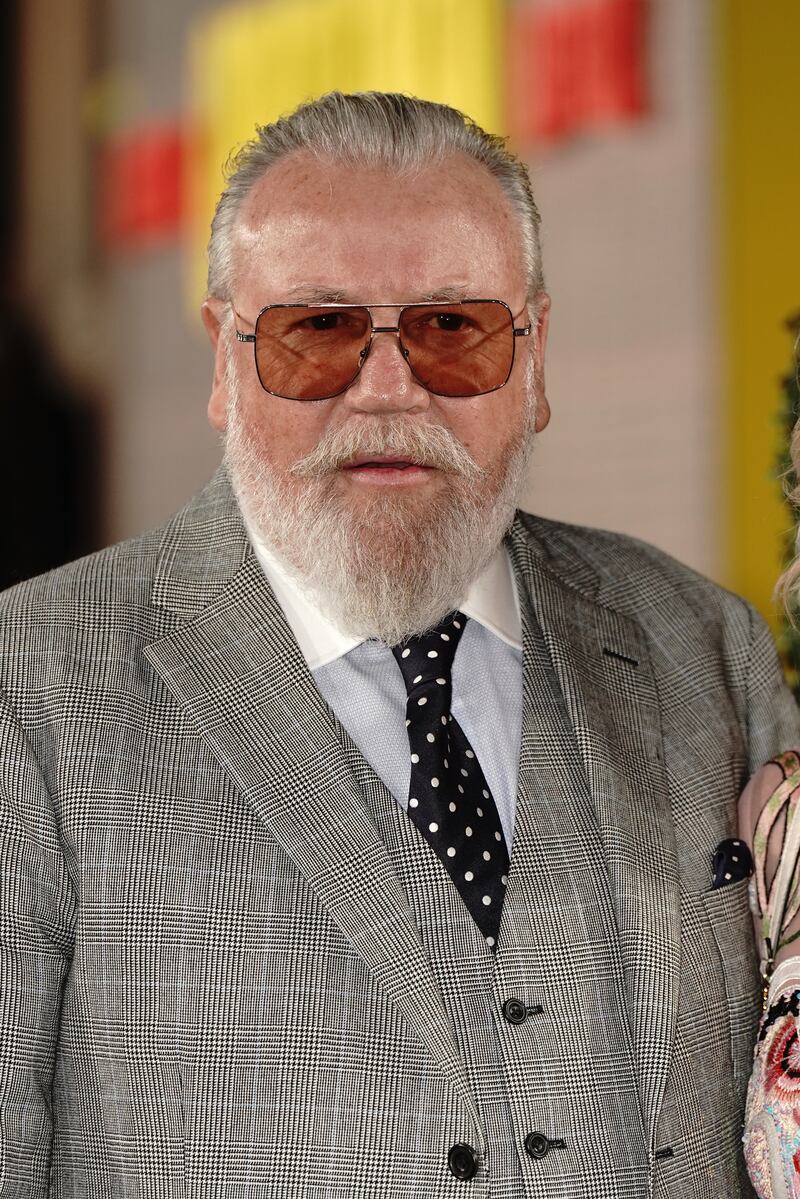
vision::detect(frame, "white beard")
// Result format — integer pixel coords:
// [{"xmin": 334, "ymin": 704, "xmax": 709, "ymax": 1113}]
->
[{"xmin": 224, "ymin": 356, "xmax": 537, "ymax": 646}]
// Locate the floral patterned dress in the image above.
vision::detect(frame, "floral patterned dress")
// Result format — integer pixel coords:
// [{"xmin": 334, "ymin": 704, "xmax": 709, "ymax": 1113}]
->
[{"xmin": 741, "ymin": 751, "xmax": 800, "ymax": 1198}]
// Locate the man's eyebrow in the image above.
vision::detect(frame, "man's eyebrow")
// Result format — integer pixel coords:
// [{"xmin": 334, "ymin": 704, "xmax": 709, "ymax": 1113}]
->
[
  {"xmin": 282, "ymin": 285, "xmax": 350, "ymax": 303},
  {"xmin": 279, "ymin": 284, "xmax": 474, "ymax": 305},
  {"xmin": 415, "ymin": 286, "xmax": 472, "ymax": 302}
]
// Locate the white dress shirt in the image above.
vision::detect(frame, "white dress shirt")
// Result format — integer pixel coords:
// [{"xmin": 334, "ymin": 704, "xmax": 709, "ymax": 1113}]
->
[{"xmin": 248, "ymin": 530, "xmax": 524, "ymax": 846}]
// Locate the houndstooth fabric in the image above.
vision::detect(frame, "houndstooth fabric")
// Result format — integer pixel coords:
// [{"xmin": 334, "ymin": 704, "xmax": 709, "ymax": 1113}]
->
[
  {"xmin": 1, "ymin": 465, "xmax": 799, "ymax": 1197},
  {"xmin": 343, "ymin": 605, "xmax": 653, "ymax": 1197}
]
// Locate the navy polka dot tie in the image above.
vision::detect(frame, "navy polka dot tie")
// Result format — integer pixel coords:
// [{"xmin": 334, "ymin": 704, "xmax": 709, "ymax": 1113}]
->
[{"xmin": 392, "ymin": 612, "xmax": 509, "ymax": 948}]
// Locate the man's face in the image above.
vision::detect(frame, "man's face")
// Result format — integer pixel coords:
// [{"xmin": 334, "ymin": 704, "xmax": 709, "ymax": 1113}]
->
[
  {"xmin": 204, "ymin": 151, "xmax": 549, "ymax": 492},
  {"xmin": 202, "ymin": 150, "xmax": 550, "ymax": 642}
]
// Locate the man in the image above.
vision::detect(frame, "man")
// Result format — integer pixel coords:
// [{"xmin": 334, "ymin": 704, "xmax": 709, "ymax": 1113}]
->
[{"xmin": 0, "ymin": 92, "xmax": 795, "ymax": 1198}]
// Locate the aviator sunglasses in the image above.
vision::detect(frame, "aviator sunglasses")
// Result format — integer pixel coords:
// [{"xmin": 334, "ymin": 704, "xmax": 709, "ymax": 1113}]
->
[{"xmin": 234, "ymin": 299, "xmax": 531, "ymax": 401}]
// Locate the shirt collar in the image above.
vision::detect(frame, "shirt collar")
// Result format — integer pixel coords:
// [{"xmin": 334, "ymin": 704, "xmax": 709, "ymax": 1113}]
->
[{"xmin": 247, "ymin": 522, "xmax": 522, "ymax": 671}]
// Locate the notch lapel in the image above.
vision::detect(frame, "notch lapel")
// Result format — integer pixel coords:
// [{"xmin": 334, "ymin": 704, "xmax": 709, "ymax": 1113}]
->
[
  {"xmin": 506, "ymin": 519, "xmax": 680, "ymax": 1154},
  {"xmin": 144, "ymin": 496, "xmax": 477, "ymax": 1125}
]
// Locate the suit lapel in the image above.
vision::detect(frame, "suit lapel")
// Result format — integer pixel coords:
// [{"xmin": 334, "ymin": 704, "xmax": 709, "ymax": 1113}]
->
[
  {"xmin": 143, "ymin": 491, "xmax": 475, "ymax": 1121},
  {"xmin": 506, "ymin": 519, "xmax": 680, "ymax": 1153},
  {"xmin": 141, "ymin": 475, "xmax": 679, "ymax": 1144}
]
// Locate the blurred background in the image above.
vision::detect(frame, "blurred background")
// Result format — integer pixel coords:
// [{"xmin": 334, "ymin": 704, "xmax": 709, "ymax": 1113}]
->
[{"xmin": 4, "ymin": 0, "xmax": 799, "ymax": 628}]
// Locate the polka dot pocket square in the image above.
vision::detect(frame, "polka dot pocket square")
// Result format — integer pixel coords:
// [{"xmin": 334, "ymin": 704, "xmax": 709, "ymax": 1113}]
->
[{"xmin": 711, "ymin": 837, "xmax": 754, "ymax": 889}]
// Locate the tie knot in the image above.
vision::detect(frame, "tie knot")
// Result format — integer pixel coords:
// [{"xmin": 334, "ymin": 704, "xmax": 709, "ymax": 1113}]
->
[{"xmin": 392, "ymin": 612, "xmax": 467, "ymax": 692}]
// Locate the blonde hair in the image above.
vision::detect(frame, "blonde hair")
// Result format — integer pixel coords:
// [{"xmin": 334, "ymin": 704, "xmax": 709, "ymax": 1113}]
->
[{"xmin": 776, "ymin": 327, "xmax": 800, "ymax": 611}]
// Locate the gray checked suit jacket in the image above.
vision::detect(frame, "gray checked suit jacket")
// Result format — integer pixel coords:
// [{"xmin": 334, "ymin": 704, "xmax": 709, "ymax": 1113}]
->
[{"xmin": 1, "ymin": 467, "xmax": 798, "ymax": 1198}]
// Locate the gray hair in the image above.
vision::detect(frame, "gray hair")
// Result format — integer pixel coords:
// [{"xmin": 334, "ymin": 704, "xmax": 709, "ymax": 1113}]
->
[{"xmin": 207, "ymin": 91, "xmax": 544, "ymax": 304}]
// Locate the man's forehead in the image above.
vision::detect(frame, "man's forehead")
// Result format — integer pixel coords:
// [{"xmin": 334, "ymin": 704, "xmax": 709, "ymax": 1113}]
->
[
  {"xmin": 229, "ymin": 152, "xmax": 525, "ymax": 305},
  {"xmin": 234, "ymin": 151, "xmax": 521, "ymax": 255}
]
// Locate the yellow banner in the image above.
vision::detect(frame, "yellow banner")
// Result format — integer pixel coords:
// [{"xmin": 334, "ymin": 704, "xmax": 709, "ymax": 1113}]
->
[
  {"xmin": 185, "ymin": 0, "xmax": 504, "ymax": 303},
  {"xmin": 718, "ymin": 0, "xmax": 800, "ymax": 625}
]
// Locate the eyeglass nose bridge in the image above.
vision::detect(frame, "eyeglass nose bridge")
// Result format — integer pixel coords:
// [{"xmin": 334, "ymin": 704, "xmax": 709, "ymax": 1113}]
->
[{"xmin": 358, "ymin": 324, "xmax": 412, "ymax": 364}]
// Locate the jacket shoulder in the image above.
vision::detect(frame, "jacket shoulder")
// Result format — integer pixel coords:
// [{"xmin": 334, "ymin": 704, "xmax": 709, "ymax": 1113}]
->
[
  {"xmin": 0, "ymin": 521, "xmax": 166, "ymax": 623},
  {"xmin": 514, "ymin": 509, "xmax": 759, "ymax": 631},
  {"xmin": 0, "ymin": 474, "xmax": 236, "ymax": 698},
  {"xmin": 0, "ymin": 469, "xmax": 241, "ymax": 626}
]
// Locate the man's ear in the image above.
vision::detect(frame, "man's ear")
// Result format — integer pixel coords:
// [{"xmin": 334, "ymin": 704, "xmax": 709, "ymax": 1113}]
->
[
  {"xmin": 201, "ymin": 298, "xmax": 230, "ymax": 432},
  {"xmin": 531, "ymin": 294, "xmax": 551, "ymax": 434}
]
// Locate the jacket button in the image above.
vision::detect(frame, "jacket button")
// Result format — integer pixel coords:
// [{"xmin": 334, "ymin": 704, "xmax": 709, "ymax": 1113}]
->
[
  {"xmin": 524, "ymin": 1131, "xmax": 550, "ymax": 1159},
  {"xmin": 501, "ymin": 997, "xmax": 527, "ymax": 1024},
  {"xmin": 448, "ymin": 1143, "xmax": 478, "ymax": 1181}
]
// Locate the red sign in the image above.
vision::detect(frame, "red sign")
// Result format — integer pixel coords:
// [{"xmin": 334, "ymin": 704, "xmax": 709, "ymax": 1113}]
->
[
  {"xmin": 507, "ymin": 0, "xmax": 649, "ymax": 145},
  {"xmin": 100, "ymin": 120, "xmax": 185, "ymax": 251}
]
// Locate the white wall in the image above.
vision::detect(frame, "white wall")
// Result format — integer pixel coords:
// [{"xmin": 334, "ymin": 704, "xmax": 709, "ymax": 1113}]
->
[{"xmin": 522, "ymin": 0, "xmax": 719, "ymax": 579}]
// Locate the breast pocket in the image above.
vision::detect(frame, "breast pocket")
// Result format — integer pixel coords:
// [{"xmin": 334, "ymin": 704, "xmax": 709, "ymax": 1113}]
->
[{"xmin": 701, "ymin": 876, "xmax": 761, "ymax": 1104}]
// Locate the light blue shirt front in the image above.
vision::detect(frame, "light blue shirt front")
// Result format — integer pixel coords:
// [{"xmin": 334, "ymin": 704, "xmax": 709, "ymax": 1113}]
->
[
  {"xmin": 313, "ymin": 623, "xmax": 521, "ymax": 846},
  {"xmin": 248, "ymin": 532, "xmax": 523, "ymax": 848}
]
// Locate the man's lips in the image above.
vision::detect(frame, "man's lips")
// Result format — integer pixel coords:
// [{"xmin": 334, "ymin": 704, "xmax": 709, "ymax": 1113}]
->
[
  {"xmin": 339, "ymin": 454, "xmax": 437, "ymax": 483},
  {"xmin": 342, "ymin": 455, "xmax": 432, "ymax": 470}
]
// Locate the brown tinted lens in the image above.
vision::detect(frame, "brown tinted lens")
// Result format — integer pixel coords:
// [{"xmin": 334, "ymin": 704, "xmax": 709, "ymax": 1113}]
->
[
  {"xmin": 254, "ymin": 306, "xmax": 371, "ymax": 400},
  {"xmin": 398, "ymin": 301, "xmax": 514, "ymax": 397}
]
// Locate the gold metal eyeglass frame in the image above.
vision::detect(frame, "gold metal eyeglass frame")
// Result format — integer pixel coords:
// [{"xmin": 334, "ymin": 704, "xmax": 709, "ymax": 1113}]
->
[{"xmin": 233, "ymin": 298, "xmax": 531, "ymax": 401}]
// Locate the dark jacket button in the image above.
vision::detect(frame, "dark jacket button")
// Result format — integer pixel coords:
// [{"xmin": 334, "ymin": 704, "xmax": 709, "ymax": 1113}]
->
[
  {"xmin": 448, "ymin": 1143, "xmax": 478, "ymax": 1181},
  {"xmin": 502, "ymin": 997, "xmax": 527, "ymax": 1024},
  {"xmin": 524, "ymin": 1132, "xmax": 550, "ymax": 1160}
]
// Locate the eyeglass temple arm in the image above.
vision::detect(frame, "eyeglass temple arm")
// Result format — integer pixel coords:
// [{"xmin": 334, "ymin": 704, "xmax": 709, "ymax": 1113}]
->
[
  {"xmin": 236, "ymin": 332, "xmax": 257, "ymax": 343},
  {"xmin": 513, "ymin": 325, "xmax": 531, "ymax": 338}
]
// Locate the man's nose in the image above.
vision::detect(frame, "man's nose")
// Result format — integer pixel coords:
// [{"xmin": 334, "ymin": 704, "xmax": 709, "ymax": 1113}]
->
[{"xmin": 341, "ymin": 331, "xmax": 431, "ymax": 415}]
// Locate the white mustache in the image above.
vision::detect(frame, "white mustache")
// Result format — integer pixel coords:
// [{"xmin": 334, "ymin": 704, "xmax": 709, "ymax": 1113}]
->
[{"xmin": 289, "ymin": 418, "xmax": 486, "ymax": 481}]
